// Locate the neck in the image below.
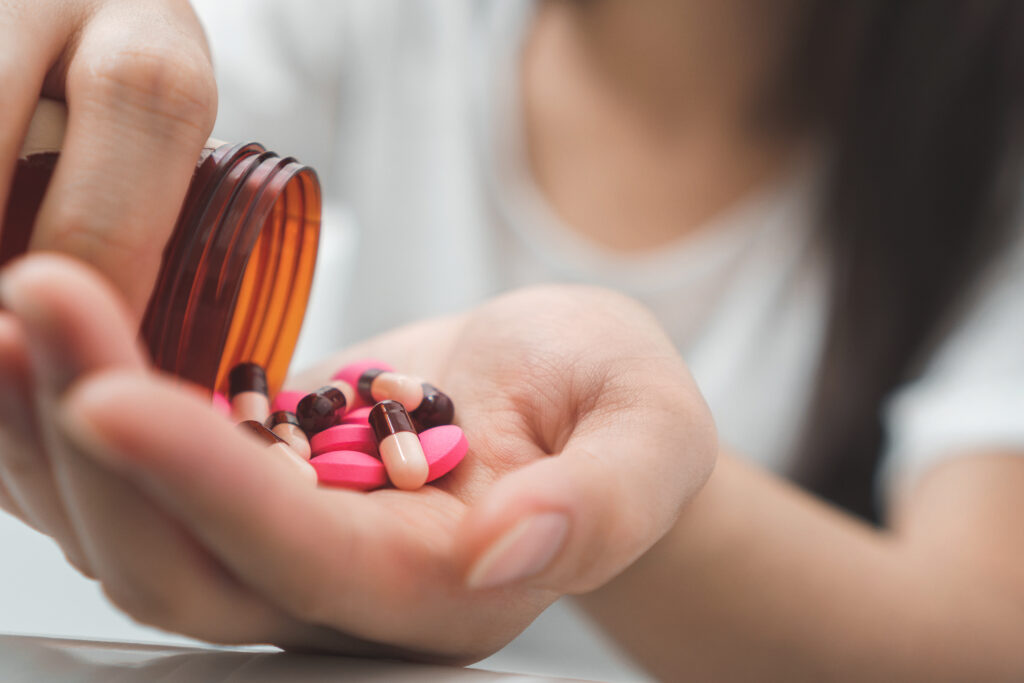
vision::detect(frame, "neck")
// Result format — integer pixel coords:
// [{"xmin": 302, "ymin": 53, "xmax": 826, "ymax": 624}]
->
[{"xmin": 567, "ymin": 0, "xmax": 804, "ymax": 132}]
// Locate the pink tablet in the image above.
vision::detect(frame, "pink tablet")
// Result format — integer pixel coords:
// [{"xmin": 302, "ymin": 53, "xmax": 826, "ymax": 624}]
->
[
  {"xmin": 419, "ymin": 425, "xmax": 468, "ymax": 483},
  {"xmin": 311, "ymin": 450, "xmax": 387, "ymax": 491},
  {"xmin": 271, "ymin": 390, "xmax": 305, "ymax": 414},
  {"xmin": 310, "ymin": 423, "xmax": 377, "ymax": 457},
  {"xmin": 341, "ymin": 406, "xmax": 373, "ymax": 425}
]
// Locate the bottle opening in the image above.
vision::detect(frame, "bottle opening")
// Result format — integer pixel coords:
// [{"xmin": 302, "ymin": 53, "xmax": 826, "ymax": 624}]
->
[
  {"xmin": 141, "ymin": 143, "xmax": 321, "ymax": 397},
  {"xmin": 216, "ymin": 159, "xmax": 320, "ymax": 395}
]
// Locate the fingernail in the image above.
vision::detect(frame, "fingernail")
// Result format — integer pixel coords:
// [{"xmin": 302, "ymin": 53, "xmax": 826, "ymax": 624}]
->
[{"xmin": 466, "ymin": 512, "xmax": 569, "ymax": 590}]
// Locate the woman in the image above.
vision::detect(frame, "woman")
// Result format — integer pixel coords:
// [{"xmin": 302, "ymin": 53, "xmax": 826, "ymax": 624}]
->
[{"xmin": 0, "ymin": 0, "xmax": 1022, "ymax": 679}]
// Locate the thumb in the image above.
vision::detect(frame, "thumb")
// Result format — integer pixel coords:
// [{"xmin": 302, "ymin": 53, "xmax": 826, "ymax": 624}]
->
[{"xmin": 456, "ymin": 395, "xmax": 717, "ymax": 594}]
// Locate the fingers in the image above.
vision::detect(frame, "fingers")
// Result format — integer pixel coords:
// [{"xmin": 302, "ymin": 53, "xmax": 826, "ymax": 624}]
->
[
  {"xmin": 0, "ymin": 254, "xmax": 150, "ymax": 578},
  {"xmin": 0, "ymin": 311, "xmax": 83, "ymax": 549},
  {"xmin": 0, "ymin": 1, "xmax": 75, "ymax": 229},
  {"xmin": 0, "ymin": 254, "xmax": 316, "ymax": 641},
  {"xmin": 29, "ymin": 1, "xmax": 217, "ymax": 315},
  {"xmin": 59, "ymin": 368, "xmax": 486, "ymax": 649},
  {"xmin": 458, "ymin": 357, "xmax": 718, "ymax": 594},
  {"xmin": 0, "ymin": 253, "xmax": 148, "ymax": 380}
]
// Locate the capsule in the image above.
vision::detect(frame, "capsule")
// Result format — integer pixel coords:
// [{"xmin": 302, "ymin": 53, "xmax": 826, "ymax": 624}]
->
[
  {"xmin": 410, "ymin": 383, "xmax": 455, "ymax": 430},
  {"xmin": 296, "ymin": 386, "xmax": 348, "ymax": 436},
  {"xmin": 265, "ymin": 410, "xmax": 312, "ymax": 460},
  {"xmin": 229, "ymin": 363, "xmax": 270, "ymax": 423},
  {"xmin": 326, "ymin": 378, "xmax": 357, "ymax": 409},
  {"xmin": 357, "ymin": 370, "xmax": 454, "ymax": 430},
  {"xmin": 237, "ymin": 420, "xmax": 316, "ymax": 484},
  {"xmin": 368, "ymin": 400, "xmax": 429, "ymax": 490}
]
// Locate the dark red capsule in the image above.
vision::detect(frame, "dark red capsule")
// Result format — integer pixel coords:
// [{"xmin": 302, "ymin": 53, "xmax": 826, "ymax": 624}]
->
[
  {"xmin": 411, "ymin": 383, "xmax": 455, "ymax": 430},
  {"xmin": 296, "ymin": 386, "xmax": 347, "ymax": 436},
  {"xmin": 356, "ymin": 368, "xmax": 386, "ymax": 403}
]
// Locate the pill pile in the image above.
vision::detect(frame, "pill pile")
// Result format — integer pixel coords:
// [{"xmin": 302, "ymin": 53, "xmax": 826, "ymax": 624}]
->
[{"xmin": 215, "ymin": 359, "xmax": 468, "ymax": 491}]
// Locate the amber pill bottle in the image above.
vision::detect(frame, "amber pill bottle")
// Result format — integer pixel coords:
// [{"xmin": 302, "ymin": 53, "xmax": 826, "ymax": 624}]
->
[{"xmin": 1, "ymin": 99, "xmax": 321, "ymax": 396}]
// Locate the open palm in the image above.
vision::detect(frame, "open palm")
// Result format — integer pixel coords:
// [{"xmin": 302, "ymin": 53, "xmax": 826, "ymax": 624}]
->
[{"xmin": 0, "ymin": 255, "xmax": 715, "ymax": 663}]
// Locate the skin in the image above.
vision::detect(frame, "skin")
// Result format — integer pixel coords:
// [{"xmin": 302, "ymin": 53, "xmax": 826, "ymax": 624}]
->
[
  {"xmin": 0, "ymin": 254, "xmax": 716, "ymax": 662},
  {"xmin": 0, "ymin": 0, "xmax": 216, "ymax": 315},
  {"xmin": 2, "ymin": 0, "xmax": 1022, "ymax": 679},
  {"xmin": 579, "ymin": 454, "xmax": 1024, "ymax": 681},
  {"xmin": 522, "ymin": 0, "xmax": 807, "ymax": 252}
]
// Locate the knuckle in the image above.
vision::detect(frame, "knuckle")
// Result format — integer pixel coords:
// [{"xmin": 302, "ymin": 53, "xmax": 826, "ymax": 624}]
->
[
  {"xmin": 43, "ymin": 199, "xmax": 149, "ymax": 261},
  {"xmin": 82, "ymin": 43, "xmax": 216, "ymax": 134}
]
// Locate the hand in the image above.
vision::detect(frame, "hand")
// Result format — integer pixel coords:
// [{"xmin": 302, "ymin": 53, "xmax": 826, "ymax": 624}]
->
[
  {"xmin": 0, "ymin": 254, "xmax": 716, "ymax": 663},
  {"xmin": 1, "ymin": 0, "xmax": 216, "ymax": 315}
]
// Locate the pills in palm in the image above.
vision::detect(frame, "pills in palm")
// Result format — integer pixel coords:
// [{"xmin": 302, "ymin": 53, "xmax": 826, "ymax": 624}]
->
[{"xmin": 224, "ymin": 359, "xmax": 465, "ymax": 490}]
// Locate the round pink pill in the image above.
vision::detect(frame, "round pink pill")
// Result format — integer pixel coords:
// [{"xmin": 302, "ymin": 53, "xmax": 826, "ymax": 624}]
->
[
  {"xmin": 341, "ymin": 406, "xmax": 373, "ymax": 425},
  {"xmin": 311, "ymin": 450, "xmax": 387, "ymax": 491},
  {"xmin": 271, "ymin": 390, "xmax": 305, "ymax": 414},
  {"xmin": 211, "ymin": 392, "xmax": 231, "ymax": 417},
  {"xmin": 310, "ymin": 423, "xmax": 377, "ymax": 457},
  {"xmin": 419, "ymin": 425, "xmax": 468, "ymax": 483}
]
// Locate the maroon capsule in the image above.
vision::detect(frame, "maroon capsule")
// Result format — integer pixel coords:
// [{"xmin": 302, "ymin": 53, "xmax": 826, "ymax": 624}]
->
[
  {"xmin": 356, "ymin": 368, "xmax": 386, "ymax": 403},
  {"xmin": 410, "ymin": 383, "xmax": 455, "ymax": 430},
  {"xmin": 229, "ymin": 362, "xmax": 268, "ymax": 398},
  {"xmin": 357, "ymin": 370, "xmax": 455, "ymax": 429},
  {"xmin": 296, "ymin": 386, "xmax": 348, "ymax": 436}
]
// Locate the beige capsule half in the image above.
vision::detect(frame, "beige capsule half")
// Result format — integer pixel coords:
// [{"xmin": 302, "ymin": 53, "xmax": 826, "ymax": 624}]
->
[{"xmin": 368, "ymin": 400, "xmax": 429, "ymax": 490}]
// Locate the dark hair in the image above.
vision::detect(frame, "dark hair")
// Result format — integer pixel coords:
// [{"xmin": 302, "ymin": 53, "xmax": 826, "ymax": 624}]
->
[{"xmin": 782, "ymin": 1, "xmax": 1024, "ymax": 521}]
